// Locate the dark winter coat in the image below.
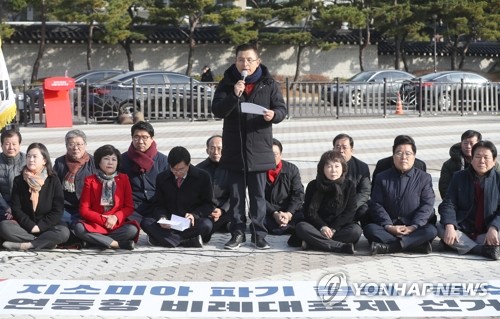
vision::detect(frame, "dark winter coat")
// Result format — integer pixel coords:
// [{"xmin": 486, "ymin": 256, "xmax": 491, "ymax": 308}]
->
[
  {"xmin": 0, "ymin": 152, "xmax": 25, "ymax": 217},
  {"xmin": 53, "ymin": 155, "xmax": 96, "ymax": 212},
  {"xmin": 302, "ymin": 178, "xmax": 357, "ymax": 231},
  {"xmin": 211, "ymin": 64, "xmax": 287, "ymax": 172},
  {"xmin": 11, "ymin": 174, "xmax": 64, "ymax": 232},
  {"xmin": 196, "ymin": 158, "xmax": 230, "ymax": 213},
  {"xmin": 439, "ymin": 143, "xmax": 500, "ymax": 198},
  {"xmin": 345, "ymin": 156, "xmax": 371, "ymax": 211},
  {"xmin": 265, "ymin": 160, "xmax": 304, "ymax": 216},
  {"xmin": 369, "ymin": 166, "xmax": 435, "ymax": 228},
  {"xmin": 439, "ymin": 167, "xmax": 500, "ymax": 233},
  {"xmin": 150, "ymin": 165, "xmax": 215, "ymax": 220},
  {"xmin": 121, "ymin": 151, "xmax": 169, "ymax": 216}
]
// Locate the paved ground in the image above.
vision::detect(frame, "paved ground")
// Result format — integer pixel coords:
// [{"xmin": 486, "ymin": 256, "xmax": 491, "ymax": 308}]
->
[{"xmin": 1, "ymin": 114, "xmax": 500, "ymax": 318}]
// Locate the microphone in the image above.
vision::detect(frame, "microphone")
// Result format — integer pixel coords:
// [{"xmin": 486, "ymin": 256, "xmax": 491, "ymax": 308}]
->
[
  {"xmin": 238, "ymin": 70, "xmax": 248, "ymax": 97},
  {"xmin": 241, "ymin": 70, "xmax": 248, "ymax": 82}
]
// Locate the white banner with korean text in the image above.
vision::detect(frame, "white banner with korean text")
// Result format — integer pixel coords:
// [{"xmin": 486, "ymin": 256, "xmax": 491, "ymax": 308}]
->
[{"xmin": 0, "ymin": 278, "xmax": 499, "ymax": 317}]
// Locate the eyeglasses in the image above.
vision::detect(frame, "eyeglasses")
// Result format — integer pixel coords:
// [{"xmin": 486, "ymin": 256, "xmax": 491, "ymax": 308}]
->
[
  {"xmin": 133, "ymin": 135, "xmax": 151, "ymax": 142},
  {"xmin": 334, "ymin": 145, "xmax": 351, "ymax": 150},
  {"xmin": 236, "ymin": 58, "xmax": 259, "ymax": 64},
  {"xmin": 394, "ymin": 151, "xmax": 414, "ymax": 158},
  {"xmin": 67, "ymin": 143, "xmax": 85, "ymax": 148}
]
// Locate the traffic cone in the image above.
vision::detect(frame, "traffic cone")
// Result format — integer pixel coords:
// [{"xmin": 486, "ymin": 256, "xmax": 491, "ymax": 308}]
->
[{"xmin": 395, "ymin": 92, "xmax": 403, "ymax": 115}]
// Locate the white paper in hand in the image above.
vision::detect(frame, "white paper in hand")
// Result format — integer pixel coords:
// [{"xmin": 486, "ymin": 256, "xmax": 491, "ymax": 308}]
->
[
  {"xmin": 157, "ymin": 214, "xmax": 191, "ymax": 231},
  {"xmin": 241, "ymin": 102, "xmax": 268, "ymax": 115}
]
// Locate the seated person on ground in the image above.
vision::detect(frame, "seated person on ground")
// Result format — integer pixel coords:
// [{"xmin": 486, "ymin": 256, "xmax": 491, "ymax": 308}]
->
[
  {"xmin": 0, "ymin": 129, "xmax": 25, "ymax": 224},
  {"xmin": 264, "ymin": 138, "xmax": 304, "ymax": 235},
  {"xmin": 53, "ymin": 129, "xmax": 96, "ymax": 227},
  {"xmin": 196, "ymin": 135, "xmax": 231, "ymax": 240},
  {"xmin": 438, "ymin": 130, "xmax": 500, "ymax": 199},
  {"xmin": 74, "ymin": 145, "xmax": 140, "ymax": 250},
  {"xmin": 364, "ymin": 135, "xmax": 437, "ymax": 255},
  {"xmin": 438, "ymin": 140, "xmax": 500, "ymax": 260},
  {"xmin": 372, "ymin": 135, "xmax": 427, "ymax": 183},
  {"xmin": 121, "ymin": 121, "xmax": 169, "ymax": 222},
  {"xmin": 333, "ymin": 133, "xmax": 371, "ymax": 226},
  {"xmin": 0, "ymin": 143, "xmax": 69, "ymax": 250},
  {"xmin": 295, "ymin": 150, "xmax": 362, "ymax": 254},
  {"xmin": 141, "ymin": 146, "xmax": 215, "ymax": 248}
]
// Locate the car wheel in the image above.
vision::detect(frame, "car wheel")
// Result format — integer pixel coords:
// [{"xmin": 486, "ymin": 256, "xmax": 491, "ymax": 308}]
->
[
  {"xmin": 437, "ymin": 92, "xmax": 451, "ymax": 111},
  {"xmin": 400, "ymin": 88, "xmax": 416, "ymax": 108},
  {"xmin": 350, "ymin": 90, "xmax": 362, "ymax": 107},
  {"xmin": 119, "ymin": 102, "xmax": 136, "ymax": 115}
]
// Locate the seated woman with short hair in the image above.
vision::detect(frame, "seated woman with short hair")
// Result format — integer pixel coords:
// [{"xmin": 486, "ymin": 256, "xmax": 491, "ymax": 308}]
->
[
  {"xmin": 295, "ymin": 150, "xmax": 362, "ymax": 254},
  {"xmin": 0, "ymin": 143, "xmax": 69, "ymax": 250},
  {"xmin": 74, "ymin": 145, "xmax": 139, "ymax": 250}
]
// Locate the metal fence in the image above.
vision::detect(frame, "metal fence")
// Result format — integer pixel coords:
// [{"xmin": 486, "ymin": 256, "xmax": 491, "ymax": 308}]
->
[
  {"xmin": 12, "ymin": 78, "xmax": 500, "ymax": 126},
  {"xmin": 285, "ymin": 78, "xmax": 500, "ymax": 118}
]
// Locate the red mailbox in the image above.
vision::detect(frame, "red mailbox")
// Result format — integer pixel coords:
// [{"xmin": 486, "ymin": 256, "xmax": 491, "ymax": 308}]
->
[{"xmin": 43, "ymin": 77, "xmax": 75, "ymax": 128}]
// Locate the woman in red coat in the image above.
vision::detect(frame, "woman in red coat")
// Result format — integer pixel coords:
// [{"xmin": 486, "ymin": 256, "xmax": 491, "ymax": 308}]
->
[{"xmin": 74, "ymin": 145, "xmax": 139, "ymax": 250}]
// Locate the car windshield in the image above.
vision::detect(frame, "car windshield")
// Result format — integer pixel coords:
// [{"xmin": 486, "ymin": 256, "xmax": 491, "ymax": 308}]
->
[
  {"xmin": 420, "ymin": 72, "xmax": 450, "ymax": 81},
  {"xmin": 349, "ymin": 71, "xmax": 377, "ymax": 82}
]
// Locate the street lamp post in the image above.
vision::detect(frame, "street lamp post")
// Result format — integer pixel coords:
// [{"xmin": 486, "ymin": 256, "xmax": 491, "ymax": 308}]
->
[{"xmin": 432, "ymin": 14, "xmax": 437, "ymax": 72}]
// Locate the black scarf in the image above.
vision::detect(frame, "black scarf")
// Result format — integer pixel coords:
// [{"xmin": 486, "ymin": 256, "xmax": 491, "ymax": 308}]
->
[
  {"xmin": 308, "ymin": 173, "xmax": 345, "ymax": 218},
  {"xmin": 230, "ymin": 64, "xmax": 262, "ymax": 83}
]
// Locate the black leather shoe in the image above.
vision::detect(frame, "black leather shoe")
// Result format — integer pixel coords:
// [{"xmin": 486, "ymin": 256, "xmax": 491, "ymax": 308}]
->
[
  {"xmin": 118, "ymin": 240, "xmax": 135, "ymax": 250},
  {"xmin": 370, "ymin": 242, "xmax": 391, "ymax": 255},
  {"xmin": 224, "ymin": 232, "xmax": 246, "ymax": 250},
  {"xmin": 181, "ymin": 235, "xmax": 203, "ymax": 248},
  {"xmin": 190, "ymin": 235, "xmax": 203, "ymax": 248},
  {"xmin": 340, "ymin": 243, "xmax": 355, "ymax": 255},
  {"xmin": 483, "ymin": 245, "xmax": 500, "ymax": 260},
  {"xmin": 411, "ymin": 242, "xmax": 432, "ymax": 254},
  {"xmin": 253, "ymin": 236, "xmax": 270, "ymax": 250}
]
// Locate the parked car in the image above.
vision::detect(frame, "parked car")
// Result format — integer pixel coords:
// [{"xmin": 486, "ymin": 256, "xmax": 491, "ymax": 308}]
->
[
  {"xmin": 399, "ymin": 71, "xmax": 495, "ymax": 111},
  {"xmin": 87, "ymin": 70, "xmax": 213, "ymax": 121},
  {"xmin": 323, "ymin": 70, "xmax": 415, "ymax": 107},
  {"xmin": 23, "ymin": 69, "xmax": 126, "ymax": 114}
]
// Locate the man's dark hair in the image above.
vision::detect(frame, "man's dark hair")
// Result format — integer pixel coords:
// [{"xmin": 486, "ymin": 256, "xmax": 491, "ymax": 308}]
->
[
  {"xmin": 461, "ymin": 130, "xmax": 482, "ymax": 142},
  {"xmin": 235, "ymin": 43, "xmax": 260, "ymax": 57},
  {"xmin": 333, "ymin": 133, "xmax": 354, "ymax": 148},
  {"xmin": 206, "ymin": 134, "xmax": 223, "ymax": 148},
  {"xmin": 168, "ymin": 146, "xmax": 191, "ymax": 167},
  {"xmin": 392, "ymin": 135, "xmax": 416, "ymax": 154},
  {"xmin": 131, "ymin": 121, "xmax": 154, "ymax": 137},
  {"xmin": 94, "ymin": 144, "xmax": 121, "ymax": 169},
  {"xmin": 1, "ymin": 129, "xmax": 21, "ymax": 144},
  {"xmin": 472, "ymin": 140, "xmax": 497, "ymax": 159},
  {"xmin": 272, "ymin": 138, "xmax": 283, "ymax": 153}
]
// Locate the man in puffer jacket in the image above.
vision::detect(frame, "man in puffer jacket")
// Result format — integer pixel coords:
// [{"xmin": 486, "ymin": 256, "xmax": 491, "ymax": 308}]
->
[{"xmin": 212, "ymin": 43, "xmax": 287, "ymax": 250}]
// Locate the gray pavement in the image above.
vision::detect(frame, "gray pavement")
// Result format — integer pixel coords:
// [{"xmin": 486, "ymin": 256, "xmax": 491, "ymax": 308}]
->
[{"xmin": 1, "ymin": 114, "xmax": 500, "ymax": 318}]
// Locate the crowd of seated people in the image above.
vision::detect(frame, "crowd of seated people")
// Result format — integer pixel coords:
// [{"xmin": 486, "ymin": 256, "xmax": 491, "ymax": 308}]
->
[{"xmin": 0, "ymin": 125, "xmax": 498, "ymax": 260}]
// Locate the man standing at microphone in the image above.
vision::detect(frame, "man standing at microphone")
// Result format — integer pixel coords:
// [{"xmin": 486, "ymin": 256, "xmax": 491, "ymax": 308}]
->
[{"xmin": 212, "ymin": 43, "xmax": 287, "ymax": 250}]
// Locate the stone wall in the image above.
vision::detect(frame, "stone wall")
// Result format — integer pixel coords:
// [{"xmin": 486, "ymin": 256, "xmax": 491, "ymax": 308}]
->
[{"xmin": 3, "ymin": 43, "xmax": 495, "ymax": 85}]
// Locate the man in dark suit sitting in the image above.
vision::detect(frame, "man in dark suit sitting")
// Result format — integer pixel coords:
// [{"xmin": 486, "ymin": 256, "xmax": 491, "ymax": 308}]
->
[
  {"xmin": 372, "ymin": 135, "xmax": 427, "ymax": 183},
  {"xmin": 141, "ymin": 146, "xmax": 215, "ymax": 248}
]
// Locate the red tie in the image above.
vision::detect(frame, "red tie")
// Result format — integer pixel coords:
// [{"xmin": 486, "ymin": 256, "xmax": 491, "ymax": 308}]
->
[{"xmin": 176, "ymin": 177, "xmax": 183, "ymax": 188}]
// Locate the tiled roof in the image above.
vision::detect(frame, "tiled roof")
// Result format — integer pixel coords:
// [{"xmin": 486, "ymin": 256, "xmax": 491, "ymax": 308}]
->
[
  {"xmin": 378, "ymin": 41, "xmax": 500, "ymax": 57},
  {"xmin": 5, "ymin": 23, "xmax": 500, "ymax": 57}
]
